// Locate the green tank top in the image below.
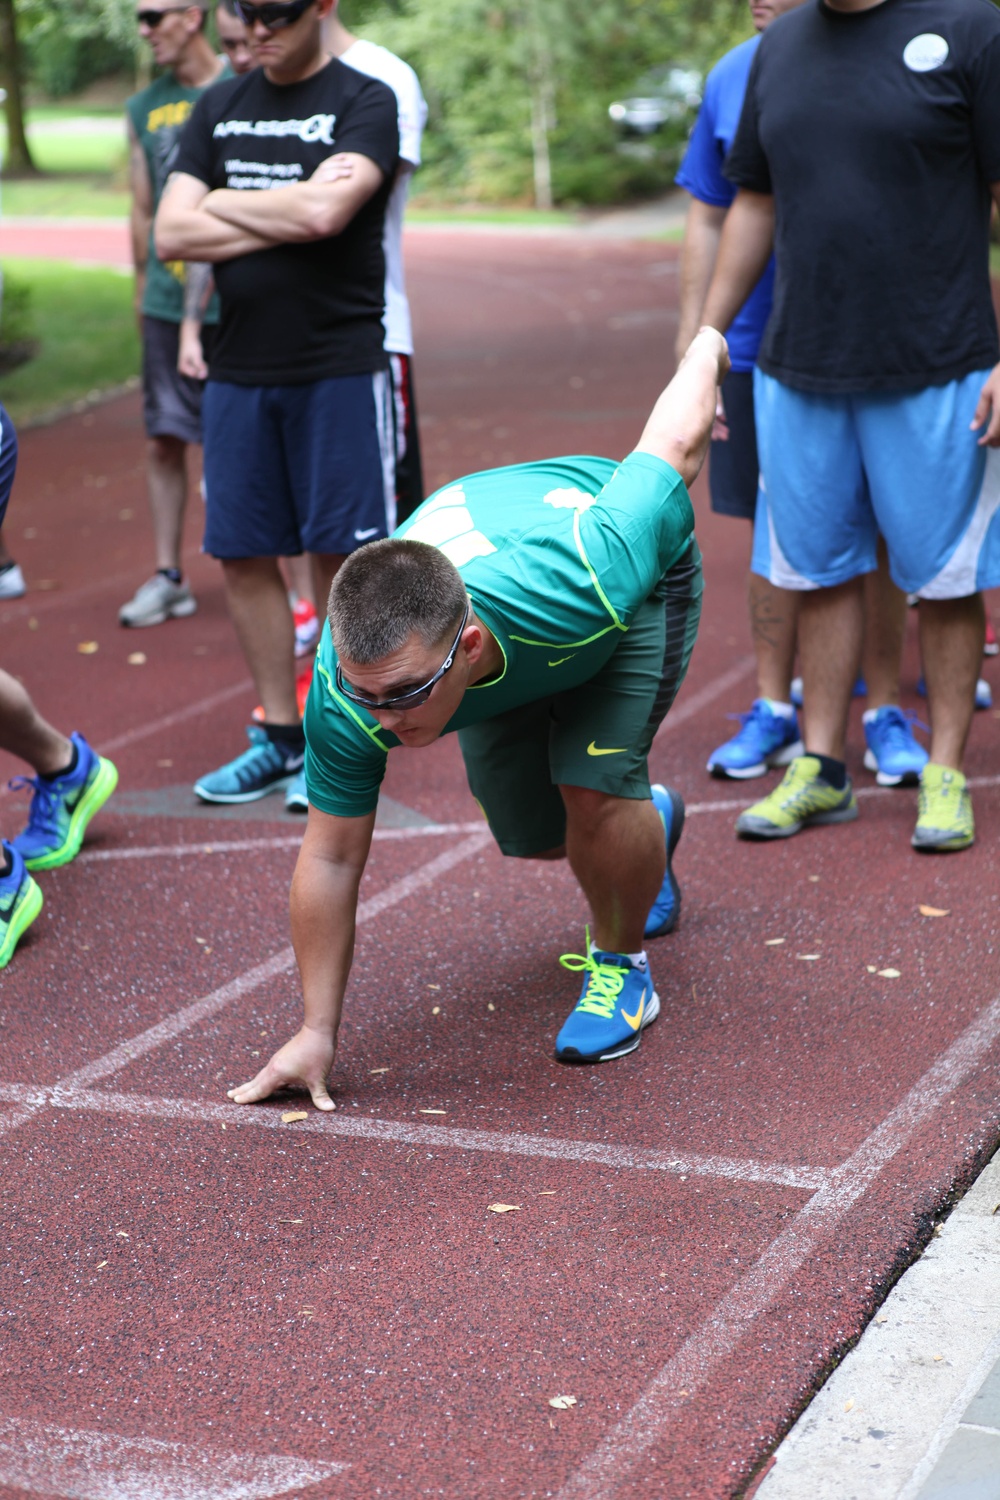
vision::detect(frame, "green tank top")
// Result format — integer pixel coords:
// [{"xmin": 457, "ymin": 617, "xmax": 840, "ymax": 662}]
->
[
  {"xmin": 304, "ymin": 451, "xmax": 695, "ymax": 817},
  {"xmin": 126, "ymin": 65, "xmax": 230, "ymax": 324}
]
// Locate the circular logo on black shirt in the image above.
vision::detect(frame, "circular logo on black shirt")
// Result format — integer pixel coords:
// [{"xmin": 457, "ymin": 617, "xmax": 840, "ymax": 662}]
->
[{"xmin": 902, "ymin": 33, "xmax": 949, "ymax": 72}]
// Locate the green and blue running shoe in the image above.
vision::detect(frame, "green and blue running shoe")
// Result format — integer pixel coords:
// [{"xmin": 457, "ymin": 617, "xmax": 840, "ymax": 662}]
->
[
  {"xmin": 555, "ymin": 932, "xmax": 659, "ymax": 1063},
  {"xmin": 10, "ymin": 732, "xmax": 118, "ymax": 871},
  {"xmin": 736, "ymin": 755, "xmax": 858, "ymax": 840},
  {"xmin": 194, "ymin": 726, "xmax": 304, "ymax": 804},
  {"xmin": 912, "ymin": 763, "xmax": 974, "ymax": 852},
  {"xmin": 0, "ymin": 840, "xmax": 43, "ymax": 968},
  {"xmin": 644, "ymin": 783, "xmax": 685, "ymax": 939}
]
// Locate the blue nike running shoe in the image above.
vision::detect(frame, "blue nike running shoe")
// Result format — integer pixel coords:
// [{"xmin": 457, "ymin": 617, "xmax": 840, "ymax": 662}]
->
[
  {"xmin": 706, "ymin": 700, "xmax": 803, "ymax": 780},
  {"xmin": 644, "ymin": 784, "xmax": 685, "ymax": 938},
  {"xmin": 10, "ymin": 732, "xmax": 118, "ymax": 870},
  {"xmin": 194, "ymin": 726, "xmax": 304, "ymax": 804},
  {"xmin": 862, "ymin": 705, "xmax": 928, "ymax": 786},
  {"xmin": 555, "ymin": 933, "xmax": 659, "ymax": 1063},
  {"xmin": 0, "ymin": 840, "xmax": 43, "ymax": 968}
]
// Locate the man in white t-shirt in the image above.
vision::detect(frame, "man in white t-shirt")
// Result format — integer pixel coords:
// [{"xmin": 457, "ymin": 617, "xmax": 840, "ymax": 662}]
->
[{"xmin": 324, "ymin": 2, "xmax": 427, "ymax": 526}]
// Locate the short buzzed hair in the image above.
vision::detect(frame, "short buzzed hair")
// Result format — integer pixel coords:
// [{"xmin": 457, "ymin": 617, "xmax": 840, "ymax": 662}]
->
[{"xmin": 329, "ymin": 539, "xmax": 468, "ymax": 665}]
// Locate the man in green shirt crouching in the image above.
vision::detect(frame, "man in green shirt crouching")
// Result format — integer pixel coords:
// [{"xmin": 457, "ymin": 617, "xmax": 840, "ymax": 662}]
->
[{"xmin": 229, "ymin": 327, "xmax": 729, "ymax": 1107}]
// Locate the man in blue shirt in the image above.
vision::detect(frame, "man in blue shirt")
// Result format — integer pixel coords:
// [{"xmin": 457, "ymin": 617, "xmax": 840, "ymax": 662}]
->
[{"xmin": 674, "ymin": 0, "xmax": 925, "ymax": 792}]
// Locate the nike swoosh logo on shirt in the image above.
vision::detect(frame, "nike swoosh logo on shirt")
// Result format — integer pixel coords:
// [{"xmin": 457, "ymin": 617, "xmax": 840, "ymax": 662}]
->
[
  {"xmin": 548, "ymin": 655, "xmax": 576, "ymax": 667},
  {"xmin": 354, "ymin": 527, "xmax": 380, "ymax": 541},
  {"xmin": 622, "ymin": 997, "xmax": 645, "ymax": 1031},
  {"xmin": 587, "ymin": 742, "xmax": 627, "ymax": 756}
]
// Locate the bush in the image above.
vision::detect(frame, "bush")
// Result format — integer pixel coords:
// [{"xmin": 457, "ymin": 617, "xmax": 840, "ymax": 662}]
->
[{"xmin": 0, "ymin": 276, "xmax": 38, "ymax": 376}]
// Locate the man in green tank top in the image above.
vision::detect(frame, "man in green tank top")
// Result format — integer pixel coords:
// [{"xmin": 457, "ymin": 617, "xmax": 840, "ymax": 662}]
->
[
  {"xmin": 120, "ymin": 1, "xmax": 229, "ymax": 629},
  {"xmin": 224, "ymin": 328, "xmax": 729, "ymax": 1100}
]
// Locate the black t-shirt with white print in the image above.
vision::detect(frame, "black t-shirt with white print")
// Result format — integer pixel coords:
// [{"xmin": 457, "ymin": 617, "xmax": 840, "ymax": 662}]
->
[
  {"xmin": 724, "ymin": 0, "xmax": 1000, "ymax": 394},
  {"xmin": 174, "ymin": 59, "xmax": 399, "ymax": 385}
]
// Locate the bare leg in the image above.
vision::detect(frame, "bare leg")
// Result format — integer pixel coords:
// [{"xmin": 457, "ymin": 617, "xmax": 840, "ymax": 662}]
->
[
  {"xmin": 0, "ymin": 668, "xmax": 71, "ymax": 774},
  {"xmin": 749, "ymin": 567, "xmax": 799, "ymax": 702},
  {"xmin": 146, "ymin": 436, "xmax": 188, "ymax": 573},
  {"xmin": 282, "ymin": 553, "xmax": 316, "ymax": 609},
  {"xmin": 861, "ymin": 539, "xmax": 907, "ymax": 710},
  {"xmin": 798, "ymin": 578, "xmax": 865, "ymax": 761},
  {"xmin": 919, "ymin": 593, "xmax": 983, "ymax": 770},
  {"xmin": 311, "ymin": 553, "xmax": 346, "ymax": 622},
  {"xmin": 221, "ymin": 558, "xmax": 298, "ymax": 724},
  {"xmin": 559, "ymin": 786, "xmax": 664, "ymax": 954}
]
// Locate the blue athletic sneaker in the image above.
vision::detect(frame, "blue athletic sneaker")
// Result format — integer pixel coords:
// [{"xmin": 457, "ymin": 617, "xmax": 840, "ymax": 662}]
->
[
  {"xmin": 555, "ymin": 934, "xmax": 659, "ymax": 1063},
  {"xmin": 862, "ymin": 705, "xmax": 928, "ymax": 787},
  {"xmin": 916, "ymin": 675, "xmax": 992, "ymax": 711},
  {"xmin": 194, "ymin": 726, "xmax": 304, "ymax": 804},
  {"xmin": 706, "ymin": 700, "xmax": 803, "ymax": 780},
  {"xmin": 0, "ymin": 841, "xmax": 43, "ymax": 968},
  {"xmin": 644, "ymin": 784, "xmax": 685, "ymax": 938},
  {"xmin": 10, "ymin": 732, "xmax": 118, "ymax": 871},
  {"xmin": 284, "ymin": 770, "xmax": 309, "ymax": 813}
]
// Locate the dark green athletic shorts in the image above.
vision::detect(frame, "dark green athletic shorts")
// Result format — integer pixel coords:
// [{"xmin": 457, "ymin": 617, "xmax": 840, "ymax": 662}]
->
[{"xmin": 458, "ymin": 539, "xmax": 703, "ymax": 856}]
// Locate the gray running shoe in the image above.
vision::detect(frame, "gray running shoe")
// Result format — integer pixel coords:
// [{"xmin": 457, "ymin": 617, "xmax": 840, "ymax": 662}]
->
[
  {"xmin": 0, "ymin": 562, "xmax": 26, "ymax": 599},
  {"xmin": 119, "ymin": 572, "xmax": 197, "ymax": 627}
]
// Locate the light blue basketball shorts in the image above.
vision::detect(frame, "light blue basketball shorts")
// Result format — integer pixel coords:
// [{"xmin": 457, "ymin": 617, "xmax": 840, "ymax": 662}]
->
[{"xmin": 750, "ymin": 367, "xmax": 1000, "ymax": 598}]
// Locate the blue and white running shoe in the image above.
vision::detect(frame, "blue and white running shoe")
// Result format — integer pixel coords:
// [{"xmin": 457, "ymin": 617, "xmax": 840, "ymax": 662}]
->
[
  {"xmin": 555, "ymin": 934, "xmax": 659, "ymax": 1063},
  {"xmin": 706, "ymin": 699, "xmax": 803, "ymax": 780},
  {"xmin": 644, "ymin": 783, "xmax": 685, "ymax": 938},
  {"xmin": 284, "ymin": 770, "xmax": 309, "ymax": 813},
  {"xmin": 862, "ymin": 705, "xmax": 928, "ymax": 787},
  {"xmin": 194, "ymin": 726, "xmax": 304, "ymax": 804}
]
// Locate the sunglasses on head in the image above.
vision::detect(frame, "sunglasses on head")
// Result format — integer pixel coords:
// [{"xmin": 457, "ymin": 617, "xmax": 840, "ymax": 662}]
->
[
  {"xmin": 335, "ymin": 606, "xmax": 471, "ymax": 713},
  {"xmin": 232, "ymin": 0, "xmax": 313, "ymax": 29},
  {"xmin": 136, "ymin": 5, "xmax": 196, "ymax": 25}
]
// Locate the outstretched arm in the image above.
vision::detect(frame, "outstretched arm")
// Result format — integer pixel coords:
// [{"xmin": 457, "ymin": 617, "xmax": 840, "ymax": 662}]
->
[
  {"xmin": 634, "ymin": 326, "xmax": 730, "ymax": 487},
  {"xmin": 227, "ymin": 805, "xmax": 376, "ymax": 1112}
]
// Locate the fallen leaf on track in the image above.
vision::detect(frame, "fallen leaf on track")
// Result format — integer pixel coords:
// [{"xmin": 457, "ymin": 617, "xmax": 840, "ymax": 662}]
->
[
  {"xmin": 77, "ymin": 641, "xmax": 99, "ymax": 654},
  {"xmin": 488, "ymin": 1203, "xmax": 521, "ymax": 1214},
  {"xmin": 919, "ymin": 905, "xmax": 950, "ymax": 918},
  {"xmin": 419, "ymin": 1108, "xmax": 447, "ymax": 1115},
  {"xmin": 866, "ymin": 965, "xmax": 877, "ymax": 973},
  {"xmin": 548, "ymin": 1395, "xmax": 577, "ymax": 1409},
  {"xmin": 764, "ymin": 938, "xmax": 785, "ymax": 946},
  {"xmin": 797, "ymin": 954, "xmax": 820, "ymax": 961},
  {"xmin": 281, "ymin": 1111, "xmax": 308, "ymax": 1124},
  {"xmin": 844, "ymin": 1399, "xmax": 854, "ymax": 1413},
  {"xmin": 877, "ymin": 968, "xmax": 901, "ymax": 979},
  {"xmin": 127, "ymin": 652, "xmax": 146, "ymax": 665},
  {"xmin": 96, "ymin": 1261, "xmax": 108, "ymax": 1269},
  {"xmin": 875, "ymin": 1316, "xmax": 888, "ymax": 1324}
]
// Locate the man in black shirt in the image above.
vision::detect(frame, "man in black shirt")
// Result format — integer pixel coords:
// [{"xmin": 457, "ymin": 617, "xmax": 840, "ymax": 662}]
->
[
  {"xmin": 155, "ymin": 0, "xmax": 399, "ymax": 806},
  {"xmin": 702, "ymin": 0, "xmax": 1000, "ymax": 854}
]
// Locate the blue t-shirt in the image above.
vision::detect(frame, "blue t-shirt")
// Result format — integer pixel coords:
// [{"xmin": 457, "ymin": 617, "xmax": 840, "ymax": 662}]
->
[{"xmin": 675, "ymin": 36, "xmax": 775, "ymax": 372}]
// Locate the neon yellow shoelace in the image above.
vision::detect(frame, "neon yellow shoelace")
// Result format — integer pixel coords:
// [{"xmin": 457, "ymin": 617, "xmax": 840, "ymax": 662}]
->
[{"xmin": 559, "ymin": 928, "xmax": 626, "ymax": 1020}]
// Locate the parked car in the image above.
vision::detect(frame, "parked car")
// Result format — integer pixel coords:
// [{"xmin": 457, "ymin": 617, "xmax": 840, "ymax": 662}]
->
[{"xmin": 608, "ymin": 67, "xmax": 702, "ymax": 136}]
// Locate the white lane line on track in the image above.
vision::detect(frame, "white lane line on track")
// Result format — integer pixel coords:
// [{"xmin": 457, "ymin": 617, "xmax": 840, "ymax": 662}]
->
[
  {"xmin": 0, "ymin": 1417, "xmax": 347, "ymax": 1500},
  {"xmin": 76, "ymin": 821, "xmax": 487, "ymax": 863},
  {"xmin": 556, "ymin": 990, "xmax": 1000, "ymax": 1500},
  {"xmin": 97, "ymin": 679, "xmax": 254, "ymax": 755},
  {"xmin": 0, "ymin": 1082, "xmax": 828, "ymax": 1192},
  {"xmin": 46, "ymin": 832, "xmax": 493, "ymax": 1096},
  {"xmin": 655, "ymin": 655, "xmax": 756, "ymax": 739}
]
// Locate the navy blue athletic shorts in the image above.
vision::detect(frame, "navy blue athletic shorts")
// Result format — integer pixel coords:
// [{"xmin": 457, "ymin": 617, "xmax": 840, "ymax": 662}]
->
[
  {"xmin": 708, "ymin": 369, "xmax": 759, "ymax": 520},
  {"xmin": 0, "ymin": 403, "xmax": 17, "ymax": 529},
  {"xmin": 202, "ymin": 370, "xmax": 396, "ymax": 559}
]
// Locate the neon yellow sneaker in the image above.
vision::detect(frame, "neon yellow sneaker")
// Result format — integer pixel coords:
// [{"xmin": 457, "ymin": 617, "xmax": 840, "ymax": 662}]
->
[
  {"xmin": 912, "ymin": 763, "xmax": 974, "ymax": 852},
  {"xmin": 736, "ymin": 755, "xmax": 858, "ymax": 840}
]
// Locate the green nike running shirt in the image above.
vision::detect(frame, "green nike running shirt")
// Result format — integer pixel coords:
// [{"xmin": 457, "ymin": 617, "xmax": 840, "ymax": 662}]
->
[{"xmin": 304, "ymin": 451, "xmax": 694, "ymax": 817}]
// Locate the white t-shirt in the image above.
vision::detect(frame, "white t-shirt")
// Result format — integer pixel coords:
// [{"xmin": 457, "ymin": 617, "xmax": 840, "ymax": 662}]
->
[{"xmin": 340, "ymin": 38, "xmax": 427, "ymax": 357}]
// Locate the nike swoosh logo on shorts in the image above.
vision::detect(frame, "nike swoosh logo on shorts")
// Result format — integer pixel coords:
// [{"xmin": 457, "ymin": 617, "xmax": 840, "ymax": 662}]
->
[
  {"xmin": 622, "ymin": 997, "xmax": 645, "ymax": 1031},
  {"xmin": 354, "ymin": 527, "xmax": 379, "ymax": 541},
  {"xmin": 587, "ymin": 742, "xmax": 627, "ymax": 756},
  {"xmin": 548, "ymin": 655, "xmax": 576, "ymax": 667}
]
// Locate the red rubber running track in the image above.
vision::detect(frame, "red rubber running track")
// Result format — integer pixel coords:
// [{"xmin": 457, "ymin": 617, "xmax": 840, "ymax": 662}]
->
[{"xmin": 1, "ymin": 230, "xmax": 999, "ymax": 1500}]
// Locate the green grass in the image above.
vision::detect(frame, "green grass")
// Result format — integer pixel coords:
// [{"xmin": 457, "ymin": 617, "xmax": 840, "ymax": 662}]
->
[
  {"xmin": 0, "ymin": 258, "xmax": 139, "ymax": 424},
  {"xmin": 408, "ymin": 200, "xmax": 577, "ymax": 227},
  {"xmin": 0, "ymin": 175, "xmax": 130, "ymax": 218},
  {"xmin": 1, "ymin": 116, "xmax": 127, "ymax": 175}
]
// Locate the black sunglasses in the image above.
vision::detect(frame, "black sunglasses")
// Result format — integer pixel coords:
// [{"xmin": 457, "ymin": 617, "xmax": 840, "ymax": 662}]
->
[
  {"xmin": 335, "ymin": 606, "xmax": 470, "ymax": 713},
  {"xmin": 136, "ymin": 6, "xmax": 196, "ymax": 25},
  {"xmin": 232, "ymin": 0, "xmax": 313, "ymax": 29}
]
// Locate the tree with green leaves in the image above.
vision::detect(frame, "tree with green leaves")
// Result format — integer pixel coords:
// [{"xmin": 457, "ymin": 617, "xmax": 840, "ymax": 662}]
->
[{"xmin": 0, "ymin": 0, "xmax": 37, "ymax": 175}]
